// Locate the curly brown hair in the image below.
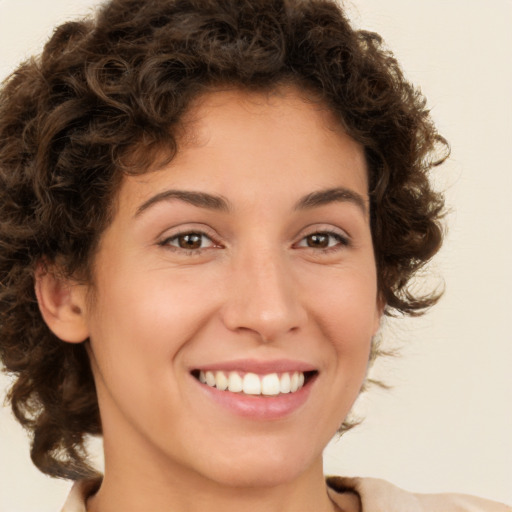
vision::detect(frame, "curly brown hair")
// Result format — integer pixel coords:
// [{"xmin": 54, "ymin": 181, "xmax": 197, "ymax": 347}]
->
[{"xmin": 0, "ymin": 0, "xmax": 447, "ymax": 480}]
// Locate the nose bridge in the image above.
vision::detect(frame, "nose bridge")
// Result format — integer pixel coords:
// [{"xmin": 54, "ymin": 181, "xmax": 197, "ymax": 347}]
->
[{"xmin": 222, "ymin": 242, "xmax": 306, "ymax": 341}]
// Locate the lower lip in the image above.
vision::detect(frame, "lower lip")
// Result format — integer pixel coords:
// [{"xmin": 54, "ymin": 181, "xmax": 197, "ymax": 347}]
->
[{"xmin": 193, "ymin": 375, "xmax": 316, "ymax": 420}]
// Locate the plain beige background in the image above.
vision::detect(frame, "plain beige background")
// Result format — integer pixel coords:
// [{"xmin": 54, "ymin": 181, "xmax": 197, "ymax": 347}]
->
[{"xmin": 1, "ymin": 0, "xmax": 511, "ymax": 510}]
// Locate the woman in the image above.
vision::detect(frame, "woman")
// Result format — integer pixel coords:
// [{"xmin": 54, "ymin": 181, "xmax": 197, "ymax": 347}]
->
[{"xmin": 0, "ymin": 0, "xmax": 510, "ymax": 510}]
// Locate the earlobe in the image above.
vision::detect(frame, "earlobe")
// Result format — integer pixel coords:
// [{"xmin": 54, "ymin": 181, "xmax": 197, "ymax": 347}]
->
[{"xmin": 35, "ymin": 265, "xmax": 90, "ymax": 343}]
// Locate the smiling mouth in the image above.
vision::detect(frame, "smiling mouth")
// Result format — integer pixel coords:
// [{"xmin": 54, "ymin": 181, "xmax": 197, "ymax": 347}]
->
[{"xmin": 191, "ymin": 370, "xmax": 317, "ymax": 397}]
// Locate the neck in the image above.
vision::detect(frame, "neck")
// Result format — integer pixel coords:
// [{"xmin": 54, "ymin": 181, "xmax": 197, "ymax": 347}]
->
[{"xmin": 87, "ymin": 438, "xmax": 341, "ymax": 512}]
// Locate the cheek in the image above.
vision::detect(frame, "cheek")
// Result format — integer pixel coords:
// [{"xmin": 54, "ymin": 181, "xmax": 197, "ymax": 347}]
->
[
  {"xmin": 303, "ymin": 264, "xmax": 378, "ymax": 396},
  {"xmin": 87, "ymin": 265, "xmax": 222, "ymax": 362},
  {"xmin": 305, "ymin": 266, "xmax": 379, "ymax": 341},
  {"xmin": 85, "ymin": 272, "xmax": 195, "ymax": 426}
]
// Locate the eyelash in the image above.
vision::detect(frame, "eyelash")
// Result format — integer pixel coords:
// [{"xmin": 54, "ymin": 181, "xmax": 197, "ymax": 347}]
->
[
  {"xmin": 295, "ymin": 231, "xmax": 350, "ymax": 252},
  {"xmin": 158, "ymin": 231, "xmax": 220, "ymax": 256},
  {"xmin": 158, "ymin": 229, "xmax": 350, "ymax": 255}
]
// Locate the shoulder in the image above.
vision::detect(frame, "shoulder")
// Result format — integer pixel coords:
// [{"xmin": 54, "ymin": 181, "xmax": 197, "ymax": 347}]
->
[{"xmin": 327, "ymin": 476, "xmax": 512, "ymax": 512}]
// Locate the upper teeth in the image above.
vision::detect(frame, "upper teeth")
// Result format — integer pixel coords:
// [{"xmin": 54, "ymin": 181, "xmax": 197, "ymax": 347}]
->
[{"xmin": 198, "ymin": 370, "xmax": 305, "ymax": 396}]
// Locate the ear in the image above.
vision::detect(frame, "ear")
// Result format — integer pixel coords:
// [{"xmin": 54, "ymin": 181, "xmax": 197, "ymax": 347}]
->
[{"xmin": 35, "ymin": 264, "xmax": 90, "ymax": 343}]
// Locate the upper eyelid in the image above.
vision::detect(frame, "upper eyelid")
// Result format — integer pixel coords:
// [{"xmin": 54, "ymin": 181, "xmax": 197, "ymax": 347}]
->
[
  {"xmin": 157, "ymin": 224, "xmax": 220, "ymax": 241},
  {"xmin": 165, "ymin": 231, "xmax": 212, "ymax": 242},
  {"xmin": 160, "ymin": 231, "xmax": 219, "ymax": 248},
  {"xmin": 294, "ymin": 231, "xmax": 349, "ymax": 248},
  {"xmin": 156, "ymin": 223, "xmax": 351, "ymax": 245},
  {"xmin": 294, "ymin": 224, "xmax": 350, "ymax": 241},
  {"xmin": 157, "ymin": 232, "xmax": 221, "ymax": 255}
]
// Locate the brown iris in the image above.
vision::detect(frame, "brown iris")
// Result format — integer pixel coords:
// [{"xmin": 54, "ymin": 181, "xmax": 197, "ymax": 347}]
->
[
  {"xmin": 305, "ymin": 233, "xmax": 331, "ymax": 248},
  {"xmin": 177, "ymin": 233, "xmax": 203, "ymax": 249}
]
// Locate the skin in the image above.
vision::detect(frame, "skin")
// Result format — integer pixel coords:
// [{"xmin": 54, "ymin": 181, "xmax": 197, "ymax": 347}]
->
[{"xmin": 39, "ymin": 87, "xmax": 381, "ymax": 512}]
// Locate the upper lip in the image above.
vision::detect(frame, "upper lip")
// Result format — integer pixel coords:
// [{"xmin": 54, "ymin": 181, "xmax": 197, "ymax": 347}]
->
[{"xmin": 191, "ymin": 359, "xmax": 317, "ymax": 374}]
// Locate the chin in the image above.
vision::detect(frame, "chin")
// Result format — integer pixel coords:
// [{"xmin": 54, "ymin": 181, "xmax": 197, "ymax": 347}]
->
[
  {"xmin": 211, "ymin": 464, "xmax": 302, "ymax": 489},
  {"xmin": 196, "ymin": 444, "xmax": 319, "ymax": 489}
]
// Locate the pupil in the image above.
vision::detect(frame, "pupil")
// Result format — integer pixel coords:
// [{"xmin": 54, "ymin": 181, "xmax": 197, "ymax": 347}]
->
[
  {"xmin": 179, "ymin": 234, "xmax": 202, "ymax": 249},
  {"xmin": 308, "ymin": 234, "xmax": 328, "ymax": 248}
]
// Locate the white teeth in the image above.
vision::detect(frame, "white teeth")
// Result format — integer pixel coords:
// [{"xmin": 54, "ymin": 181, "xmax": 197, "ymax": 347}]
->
[
  {"xmin": 243, "ymin": 373, "xmax": 261, "ymax": 395},
  {"xmin": 279, "ymin": 372, "xmax": 291, "ymax": 393},
  {"xmin": 205, "ymin": 371, "xmax": 216, "ymax": 387},
  {"xmin": 261, "ymin": 373, "xmax": 280, "ymax": 396},
  {"xmin": 198, "ymin": 370, "xmax": 308, "ymax": 396},
  {"xmin": 290, "ymin": 372, "xmax": 299, "ymax": 392},
  {"xmin": 228, "ymin": 371, "xmax": 243, "ymax": 392},
  {"xmin": 215, "ymin": 371, "xmax": 229, "ymax": 391}
]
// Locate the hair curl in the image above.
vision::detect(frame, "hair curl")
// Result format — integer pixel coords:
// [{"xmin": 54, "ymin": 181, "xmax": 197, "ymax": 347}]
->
[{"xmin": 0, "ymin": 0, "xmax": 447, "ymax": 479}]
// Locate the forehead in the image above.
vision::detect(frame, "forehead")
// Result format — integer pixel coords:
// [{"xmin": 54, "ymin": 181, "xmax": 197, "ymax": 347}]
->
[
  {"xmin": 180, "ymin": 86, "xmax": 357, "ymax": 160},
  {"xmin": 115, "ymin": 86, "xmax": 368, "ymax": 216}
]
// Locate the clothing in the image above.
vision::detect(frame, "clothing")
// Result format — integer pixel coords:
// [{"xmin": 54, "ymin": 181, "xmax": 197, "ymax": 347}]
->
[
  {"xmin": 60, "ymin": 475, "xmax": 512, "ymax": 512},
  {"xmin": 327, "ymin": 477, "xmax": 511, "ymax": 512}
]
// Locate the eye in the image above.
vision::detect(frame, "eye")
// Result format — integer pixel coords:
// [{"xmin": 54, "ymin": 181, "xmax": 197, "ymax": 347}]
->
[
  {"xmin": 160, "ymin": 232, "xmax": 217, "ymax": 251},
  {"xmin": 296, "ymin": 231, "xmax": 349, "ymax": 250}
]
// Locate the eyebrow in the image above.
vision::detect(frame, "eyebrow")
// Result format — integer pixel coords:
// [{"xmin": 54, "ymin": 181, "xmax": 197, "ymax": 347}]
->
[
  {"xmin": 294, "ymin": 187, "xmax": 368, "ymax": 216},
  {"xmin": 135, "ymin": 190, "xmax": 231, "ymax": 217},
  {"xmin": 134, "ymin": 186, "xmax": 367, "ymax": 218}
]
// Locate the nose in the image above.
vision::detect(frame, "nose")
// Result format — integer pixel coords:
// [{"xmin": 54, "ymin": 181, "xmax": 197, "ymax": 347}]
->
[{"xmin": 220, "ymin": 248, "xmax": 307, "ymax": 343}]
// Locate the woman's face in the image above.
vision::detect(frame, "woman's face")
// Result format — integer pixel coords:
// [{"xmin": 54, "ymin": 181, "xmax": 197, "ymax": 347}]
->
[{"xmin": 82, "ymin": 88, "xmax": 381, "ymax": 488}]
